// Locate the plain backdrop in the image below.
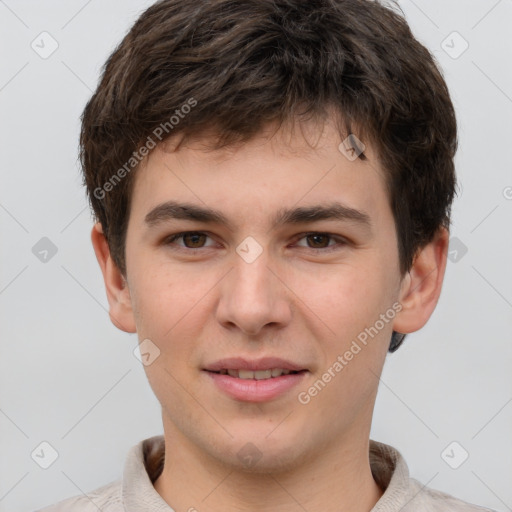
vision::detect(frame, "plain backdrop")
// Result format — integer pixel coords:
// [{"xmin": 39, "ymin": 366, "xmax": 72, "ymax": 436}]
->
[{"xmin": 1, "ymin": 1, "xmax": 511, "ymax": 511}]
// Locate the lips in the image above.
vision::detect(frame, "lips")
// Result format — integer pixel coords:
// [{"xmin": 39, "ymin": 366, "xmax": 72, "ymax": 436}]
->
[
  {"xmin": 215, "ymin": 368, "xmax": 300, "ymax": 379},
  {"xmin": 204, "ymin": 356, "xmax": 307, "ymax": 373},
  {"xmin": 203, "ymin": 357, "xmax": 309, "ymax": 401}
]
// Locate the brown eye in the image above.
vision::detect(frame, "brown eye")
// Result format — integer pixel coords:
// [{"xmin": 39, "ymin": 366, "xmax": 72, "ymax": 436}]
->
[
  {"xmin": 294, "ymin": 232, "xmax": 348, "ymax": 253},
  {"xmin": 305, "ymin": 234, "xmax": 331, "ymax": 248},
  {"xmin": 182, "ymin": 232, "xmax": 207, "ymax": 248},
  {"xmin": 165, "ymin": 231, "xmax": 214, "ymax": 250}
]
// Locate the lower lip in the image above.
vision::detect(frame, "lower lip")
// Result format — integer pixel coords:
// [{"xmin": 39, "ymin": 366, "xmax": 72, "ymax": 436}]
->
[{"xmin": 203, "ymin": 370, "xmax": 308, "ymax": 402}]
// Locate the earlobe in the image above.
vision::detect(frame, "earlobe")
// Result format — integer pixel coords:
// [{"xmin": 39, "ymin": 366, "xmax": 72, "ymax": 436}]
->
[
  {"xmin": 393, "ymin": 227, "xmax": 449, "ymax": 335},
  {"xmin": 91, "ymin": 222, "xmax": 137, "ymax": 333}
]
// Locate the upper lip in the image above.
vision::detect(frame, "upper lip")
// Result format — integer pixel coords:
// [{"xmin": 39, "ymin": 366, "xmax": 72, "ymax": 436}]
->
[{"xmin": 204, "ymin": 357, "xmax": 307, "ymax": 372}]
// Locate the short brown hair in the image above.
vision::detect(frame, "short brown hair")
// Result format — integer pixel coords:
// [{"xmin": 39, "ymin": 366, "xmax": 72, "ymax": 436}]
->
[{"xmin": 80, "ymin": 0, "xmax": 457, "ymax": 351}]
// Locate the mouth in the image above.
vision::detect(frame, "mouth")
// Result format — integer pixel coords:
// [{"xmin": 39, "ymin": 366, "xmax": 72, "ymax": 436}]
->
[{"xmin": 202, "ymin": 358, "xmax": 309, "ymax": 402}]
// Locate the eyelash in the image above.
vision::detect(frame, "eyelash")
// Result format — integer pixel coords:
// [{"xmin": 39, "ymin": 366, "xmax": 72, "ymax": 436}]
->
[{"xmin": 163, "ymin": 231, "xmax": 348, "ymax": 254}]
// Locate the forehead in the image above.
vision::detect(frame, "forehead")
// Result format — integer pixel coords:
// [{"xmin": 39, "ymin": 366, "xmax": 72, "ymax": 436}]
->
[{"xmin": 129, "ymin": 119, "xmax": 390, "ymax": 232}]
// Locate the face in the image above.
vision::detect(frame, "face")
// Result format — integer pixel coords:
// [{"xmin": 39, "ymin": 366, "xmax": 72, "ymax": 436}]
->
[{"xmin": 109, "ymin": 119, "xmax": 417, "ymax": 472}]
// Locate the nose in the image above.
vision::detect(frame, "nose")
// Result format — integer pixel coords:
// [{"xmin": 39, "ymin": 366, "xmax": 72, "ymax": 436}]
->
[{"xmin": 215, "ymin": 248, "xmax": 292, "ymax": 336}]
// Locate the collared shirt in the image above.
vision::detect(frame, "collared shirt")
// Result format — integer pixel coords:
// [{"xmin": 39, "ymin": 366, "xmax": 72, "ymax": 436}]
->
[{"xmin": 37, "ymin": 436, "xmax": 496, "ymax": 512}]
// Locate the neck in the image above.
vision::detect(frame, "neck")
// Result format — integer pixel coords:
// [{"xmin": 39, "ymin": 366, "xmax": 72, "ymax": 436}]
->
[{"xmin": 154, "ymin": 427, "xmax": 383, "ymax": 512}]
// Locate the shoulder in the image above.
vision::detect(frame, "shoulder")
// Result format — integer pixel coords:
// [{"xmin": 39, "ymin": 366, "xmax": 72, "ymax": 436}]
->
[
  {"xmin": 35, "ymin": 479, "xmax": 123, "ymax": 512},
  {"xmin": 369, "ymin": 440, "xmax": 497, "ymax": 512},
  {"xmin": 405, "ymin": 477, "xmax": 498, "ymax": 512}
]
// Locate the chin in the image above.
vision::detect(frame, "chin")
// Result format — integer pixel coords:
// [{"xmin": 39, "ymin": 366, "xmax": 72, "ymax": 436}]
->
[
  {"xmin": 229, "ymin": 447, "xmax": 304, "ymax": 475},
  {"xmin": 211, "ymin": 431, "xmax": 310, "ymax": 475}
]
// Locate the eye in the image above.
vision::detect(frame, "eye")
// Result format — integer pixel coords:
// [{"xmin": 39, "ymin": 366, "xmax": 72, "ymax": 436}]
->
[
  {"xmin": 294, "ymin": 232, "xmax": 347, "ymax": 252},
  {"xmin": 164, "ymin": 231, "xmax": 216, "ymax": 249},
  {"xmin": 163, "ymin": 231, "xmax": 348, "ymax": 253}
]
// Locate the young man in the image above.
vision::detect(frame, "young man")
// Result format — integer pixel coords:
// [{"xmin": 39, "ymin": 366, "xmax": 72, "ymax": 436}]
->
[{"xmin": 39, "ymin": 0, "xmax": 495, "ymax": 511}]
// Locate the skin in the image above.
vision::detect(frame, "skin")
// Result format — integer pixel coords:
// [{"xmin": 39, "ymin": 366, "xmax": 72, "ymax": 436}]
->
[{"xmin": 92, "ymin": 117, "xmax": 449, "ymax": 512}]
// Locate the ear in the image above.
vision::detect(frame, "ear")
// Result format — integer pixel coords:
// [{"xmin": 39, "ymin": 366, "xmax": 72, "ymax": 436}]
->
[
  {"xmin": 393, "ymin": 226, "xmax": 449, "ymax": 334},
  {"xmin": 91, "ymin": 222, "xmax": 136, "ymax": 333}
]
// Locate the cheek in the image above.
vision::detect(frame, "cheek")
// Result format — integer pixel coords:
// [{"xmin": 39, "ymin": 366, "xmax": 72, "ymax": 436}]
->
[
  {"xmin": 130, "ymin": 264, "xmax": 208, "ymax": 409},
  {"xmin": 290, "ymin": 258, "xmax": 392, "ymax": 339},
  {"xmin": 129, "ymin": 258, "xmax": 213, "ymax": 340},
  {"xmin": 128, "ymin": 261, "xmax": 221, "ymax": 398}
]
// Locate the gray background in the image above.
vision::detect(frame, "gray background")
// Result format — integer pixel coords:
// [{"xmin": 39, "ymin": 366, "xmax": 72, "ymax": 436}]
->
[{"xmin": 1, "ymin": 1, "xmax": 511, "ymax": 511}]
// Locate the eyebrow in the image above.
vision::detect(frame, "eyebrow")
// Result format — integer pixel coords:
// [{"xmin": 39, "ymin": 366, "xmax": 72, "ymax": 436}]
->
[{"xmin": 144, "ymin": 200, "xmax": 372, "ymax": 232}]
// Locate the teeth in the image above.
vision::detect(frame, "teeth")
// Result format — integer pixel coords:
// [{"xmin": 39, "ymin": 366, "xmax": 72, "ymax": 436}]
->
[
  {"xmin": 272, "ymin": 368, "xmax": 290, "ymax": 377},
  {"xmin": 221, "ymin": 368, "xmax": 294, "ymax": 379},
  {"xmin": 239, "ymin": 369, "xmax": 256, "ymax": 379},
  {"xmin": 254, "ymin": 370, "xmax": 272, "ymax": 380}
]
